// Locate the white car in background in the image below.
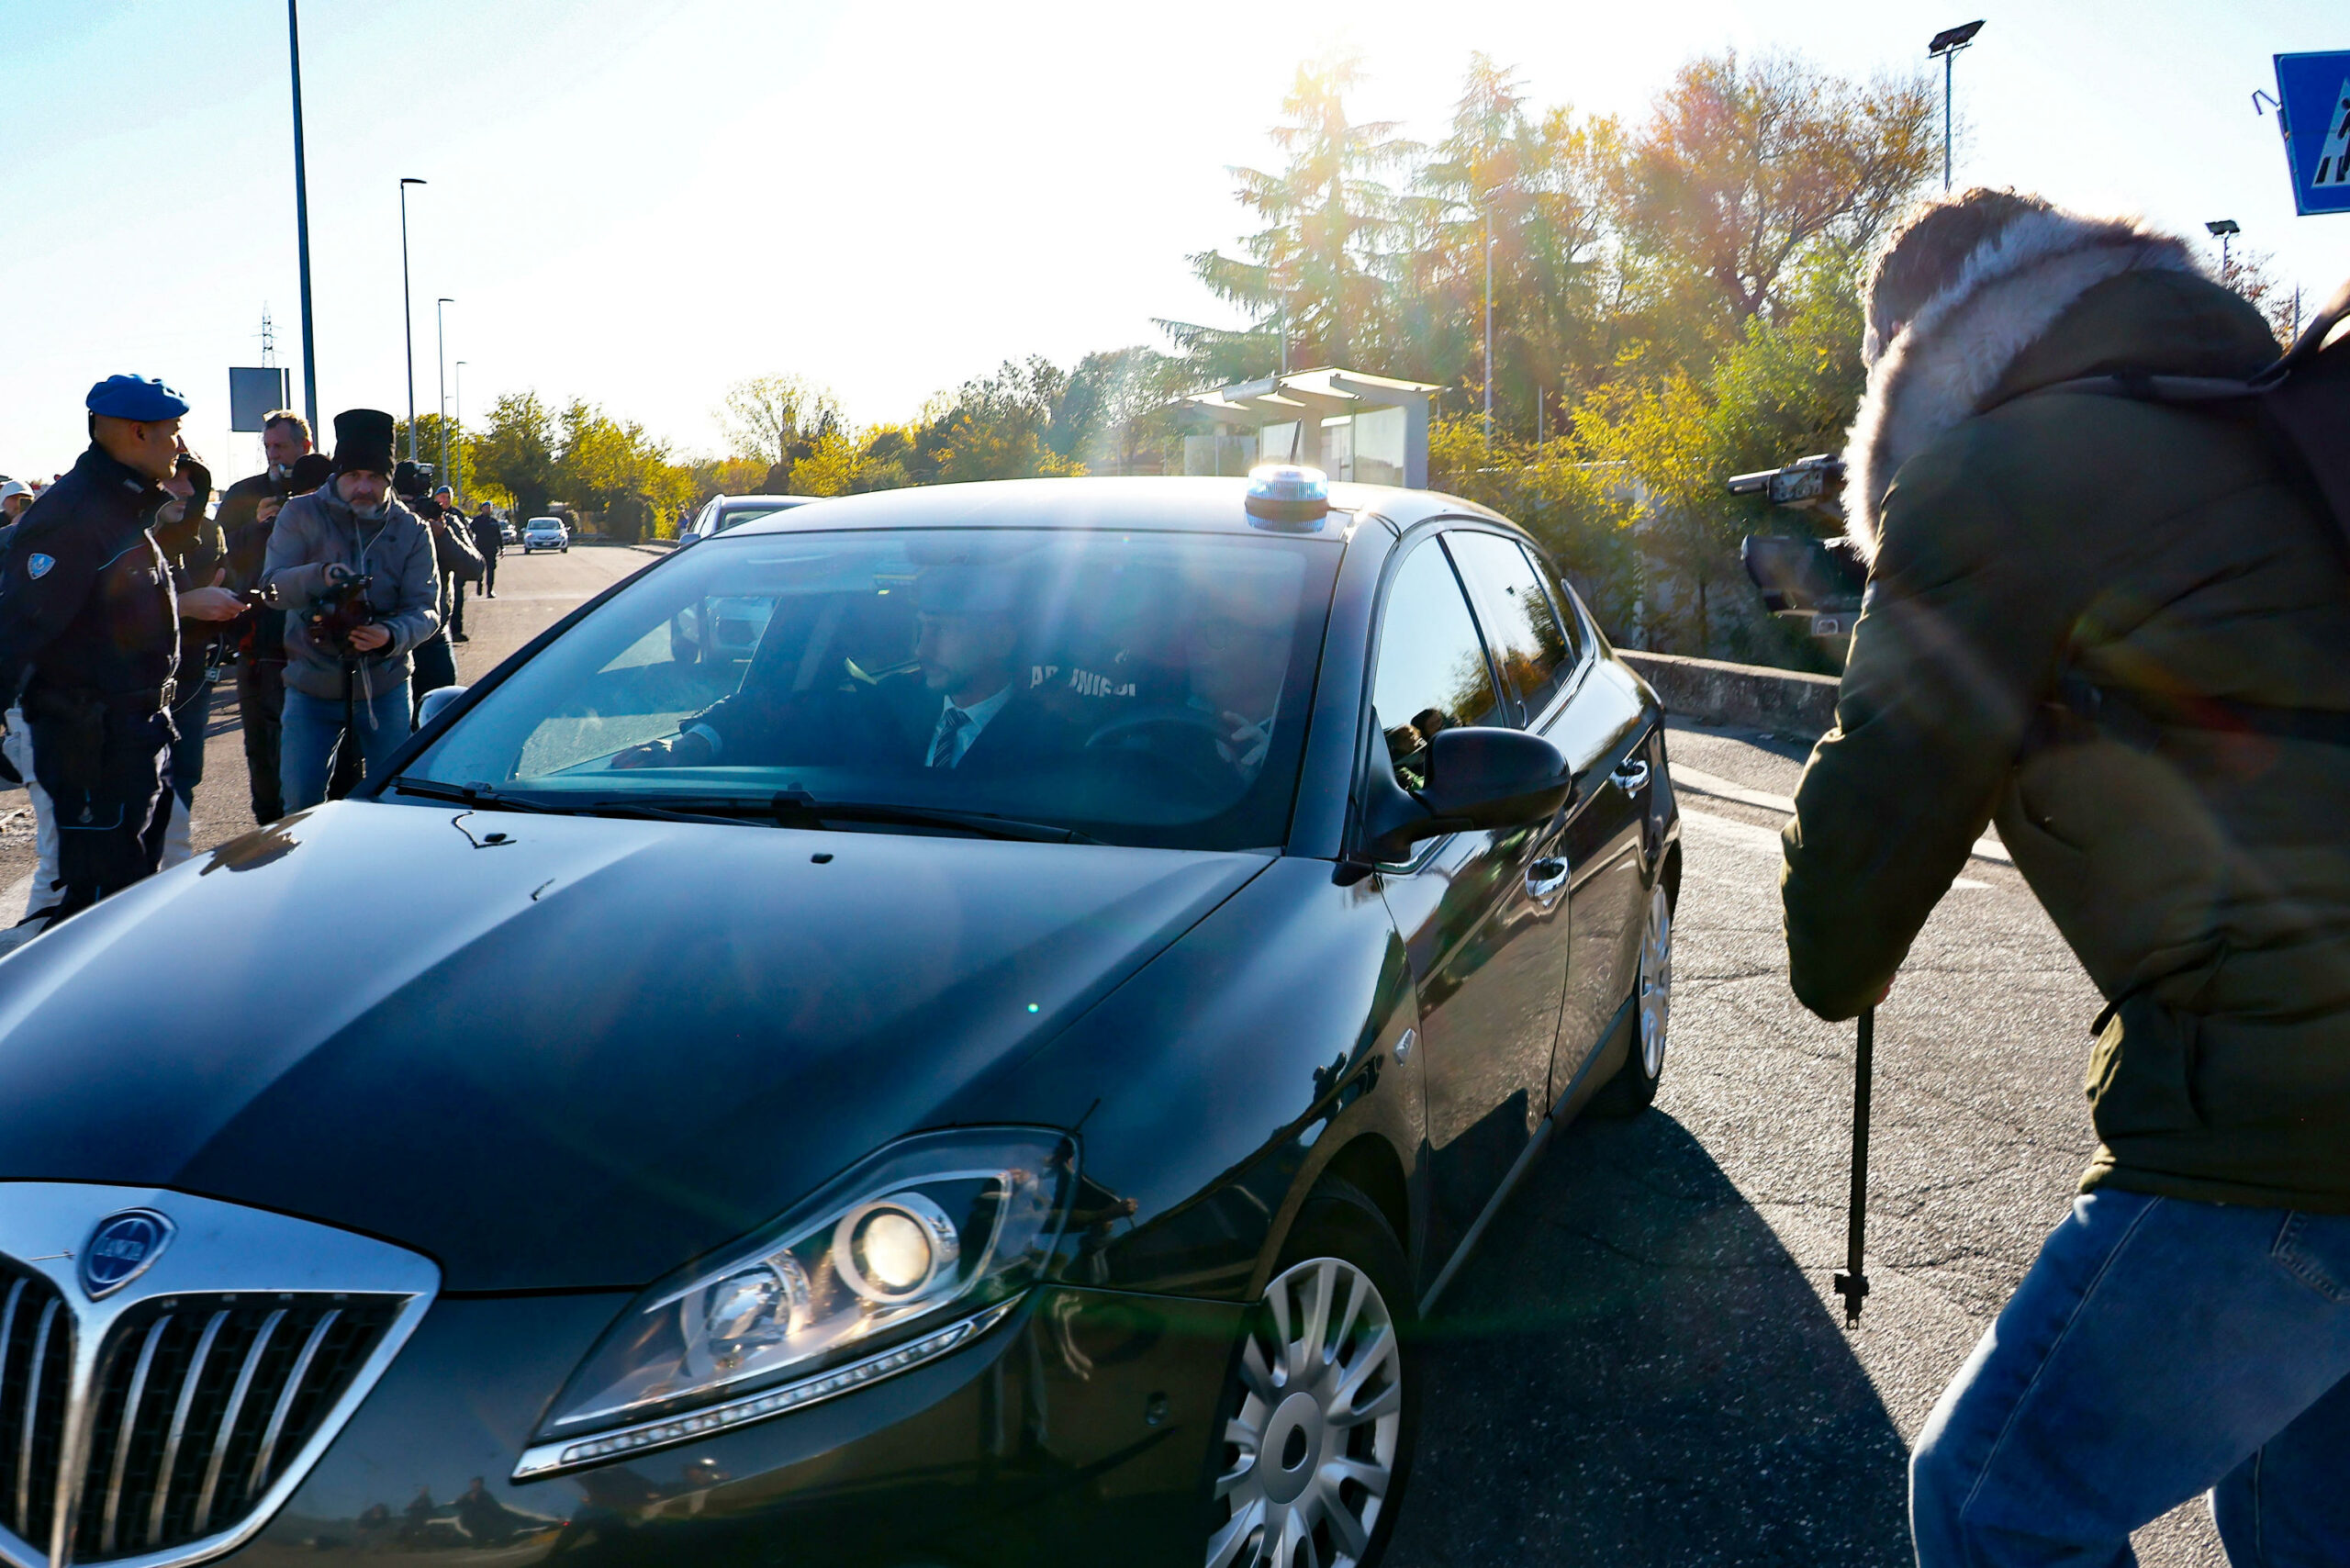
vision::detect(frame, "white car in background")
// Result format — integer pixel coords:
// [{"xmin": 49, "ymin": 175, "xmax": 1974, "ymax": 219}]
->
[{"xmin": 522, "ymin": 517, "xmax": 569, "ymax": 554}]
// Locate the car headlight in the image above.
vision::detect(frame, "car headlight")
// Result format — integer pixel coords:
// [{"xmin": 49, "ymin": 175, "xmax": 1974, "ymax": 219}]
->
[{"xmin": 516, "ymin": 1128, "xmax": 1076, "ymax": 1477}]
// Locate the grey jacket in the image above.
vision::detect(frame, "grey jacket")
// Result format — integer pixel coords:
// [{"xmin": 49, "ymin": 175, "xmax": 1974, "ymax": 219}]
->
[{"xmin": 262, "ymin": 487, "xmax": 442, "ymax": 701}]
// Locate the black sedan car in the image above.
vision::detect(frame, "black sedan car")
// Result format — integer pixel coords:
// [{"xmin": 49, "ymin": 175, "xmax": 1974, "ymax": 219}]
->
[{"xmin": 0, "ymin": 472, "xmax": 1678, "ymax": 1568}]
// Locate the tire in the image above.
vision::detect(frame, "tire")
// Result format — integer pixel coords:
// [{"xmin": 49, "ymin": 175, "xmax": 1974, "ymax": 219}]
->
[
  {"xmin": 1590, "ymin": 877, "xmax": 1673, "ymax": 1117},
  {"xmin": 1204, "ymin": 1178, "xmax": 1418, "ymax": 1568}
]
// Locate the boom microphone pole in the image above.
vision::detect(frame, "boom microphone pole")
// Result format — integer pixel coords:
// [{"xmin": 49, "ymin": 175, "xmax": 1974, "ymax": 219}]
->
[{"xmin": 1833, "ymin": 1006, "xmax": 1876, "ymax": 1326}]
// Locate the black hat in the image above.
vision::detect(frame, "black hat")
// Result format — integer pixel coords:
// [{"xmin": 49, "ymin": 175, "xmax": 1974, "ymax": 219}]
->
[
  {"xmin": 289, "ymin": 454, "xmax": 333, "ymax": 493},
  {"xmin": 330, "ymin": 409, "xmax": 396, "ymax": 476}
]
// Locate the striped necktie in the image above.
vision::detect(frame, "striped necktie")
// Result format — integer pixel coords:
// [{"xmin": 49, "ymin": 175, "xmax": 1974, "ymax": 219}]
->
[{"xmin": 928, "ymin": 706, "xmax": 970, "ymax": 768}]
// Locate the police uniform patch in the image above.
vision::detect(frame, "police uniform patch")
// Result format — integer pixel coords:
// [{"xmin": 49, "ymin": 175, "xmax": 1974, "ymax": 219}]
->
[{"xmin": 27, "ymin": 554, "xmax": 54, "ymax": 579}]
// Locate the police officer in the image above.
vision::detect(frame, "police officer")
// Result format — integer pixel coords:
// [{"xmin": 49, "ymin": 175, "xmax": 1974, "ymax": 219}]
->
[{"xmin": 0, "ymin": 375, "xmax": 242, "ymax": 923}]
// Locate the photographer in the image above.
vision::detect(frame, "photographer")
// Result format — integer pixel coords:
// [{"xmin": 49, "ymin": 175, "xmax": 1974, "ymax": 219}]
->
[
  {"xmin": 215, "ymin": 409, "xmax": 313, "ymax": 823},
  {"xmin": 404, "ymin": 474, "xmax": 483, "ymax": 720},
  {"xmin": 262, "ymin": 409, "xmax": 440, "ymax": 813},
  {"xmin": 1783, "ymin": 189, "xmax": 2350, "ymax": 1560}
]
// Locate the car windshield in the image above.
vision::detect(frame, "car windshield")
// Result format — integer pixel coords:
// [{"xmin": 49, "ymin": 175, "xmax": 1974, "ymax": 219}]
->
[{"xmin": 400, "ymin": 526, "xmax": 1339, "ymax": 851}]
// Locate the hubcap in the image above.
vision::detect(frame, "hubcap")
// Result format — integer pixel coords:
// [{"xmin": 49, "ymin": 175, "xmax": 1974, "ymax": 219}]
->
[
  {"xmin": 1207, "ymin": 1257, "xmax": 1402, "ymax": 1568},
  {"xmin": 1639, "ymin": 882, "xmax": 1673, "ymax": 1078}
]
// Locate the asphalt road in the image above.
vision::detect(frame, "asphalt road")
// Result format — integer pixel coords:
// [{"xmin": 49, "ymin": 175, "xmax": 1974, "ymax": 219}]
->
[
  {"xmin": 0, "ymin": 563, "xmax": 2225, "ymax": 1562},
  {"xmin": 0, "ymin": 543, "xmax": 653, "ymax": 912},
  {"xmin": 1386, "ymin": 718, "xmax": 2223, "ymax": 1567}
]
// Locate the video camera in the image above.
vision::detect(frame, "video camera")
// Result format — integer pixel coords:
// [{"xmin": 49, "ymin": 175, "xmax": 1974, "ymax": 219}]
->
[
  {"xmin": 1729, "ymin": 453, "xmax": 1864, "ymax": 656},
  {"xmin": 304, "ymin": 572, "xmax": 379, "ymax": 658}
]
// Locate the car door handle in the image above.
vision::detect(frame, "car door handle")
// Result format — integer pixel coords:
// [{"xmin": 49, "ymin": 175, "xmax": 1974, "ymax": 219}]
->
[
  {"xmin": 1612, "ymin": 758, "xmax": 1651, "ymax": 792},
  {"xmin": 1526, "ymin": 856, "xmax": 1569, "ymax": 902}
]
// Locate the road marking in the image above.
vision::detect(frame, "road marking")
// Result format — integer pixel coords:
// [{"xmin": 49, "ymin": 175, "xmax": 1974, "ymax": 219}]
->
[
  {"xmin": 1679, "ymin": 808, "xmax": 1987, "ymax": 890},
  {"xmin": 1671, "ymin": 764, "xmax": 2012, "ymax": 868}
]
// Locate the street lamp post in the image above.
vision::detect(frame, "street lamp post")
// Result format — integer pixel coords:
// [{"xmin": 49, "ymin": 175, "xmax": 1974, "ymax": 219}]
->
[
  {"xmin": 2206, "ymin": 218, "xmax": 2241, "ymax": 277},
  {"xmin": 398, "ymin": 177, "xmax": 427, "ymax": 463},
  {"xmin": 286, "ymin": 0, "xmax": 319, "ymax": 431},
  {"xmin": 436, "ymin": 297, "xmax": 453, "ymax": 489},
  {"xmin": 1929, "ymin": 22, "xmax": 1984, "ymax": 192},
  {"xmin": 1483, "ymin": 218, "xmax": 1495, "ymax": 434},
  {"xmin": 454, "ymin": 360, "xmax": 467, "ymax": 455}
]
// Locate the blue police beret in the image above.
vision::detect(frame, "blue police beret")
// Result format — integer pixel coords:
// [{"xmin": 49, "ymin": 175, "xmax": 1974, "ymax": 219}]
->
[{"xmin": 85, "ymin": 375, "xmax": 189, "ymax": 420}]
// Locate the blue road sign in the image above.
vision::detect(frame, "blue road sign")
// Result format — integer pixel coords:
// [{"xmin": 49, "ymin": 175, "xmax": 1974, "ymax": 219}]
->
[{"xmin": 2276, "ymin": 50, "xmax": 2350, "ymax": 217}]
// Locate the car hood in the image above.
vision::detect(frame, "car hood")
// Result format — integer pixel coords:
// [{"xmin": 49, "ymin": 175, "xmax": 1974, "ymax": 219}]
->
[{"xmin": 0, "ymin": 802, "xmax": 1265, "ymax": 1290}]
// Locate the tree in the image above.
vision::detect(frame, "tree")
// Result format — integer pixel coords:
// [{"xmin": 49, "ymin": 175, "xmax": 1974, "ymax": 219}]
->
[
  {"xmin": 1408, "ymin": 55, "xmax": 1616, "ymax": 427},
  {"xmin": 923, "ymin": 358, "xmax": 1089, "ymax": 484},
  {"xmin": 719, "ymin": 375, "xmax": 842, "ymax": 471},
  {"xmin": 549, "ymin": 398, "xmax": 693, "ymax": 543},
  {"xmin": 2219, "ymin": 246, "xmax": 2304, "ymax": 346},
  {"xmin": 1613, "ymin": 52, "xmax": 1936, "ymax": 334},
  {"xmin": 1161, "ymin": 53, "xmax": 1416, "ymax": 380},
  {"xmin": 470, "ymin": 392, "xmax": 558, "ymax": 521}
]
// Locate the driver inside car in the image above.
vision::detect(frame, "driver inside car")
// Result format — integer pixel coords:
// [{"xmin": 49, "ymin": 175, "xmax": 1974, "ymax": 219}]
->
[
  {"xmin": 1182, "ymin": 569, "xmax": 1292, "ymax": 782},
  {"xmin": 613, "ymin": 565, "xmax": 1075, "ymax": 775}
]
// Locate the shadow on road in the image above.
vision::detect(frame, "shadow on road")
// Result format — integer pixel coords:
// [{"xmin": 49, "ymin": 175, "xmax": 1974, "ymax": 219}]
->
[{"xmin": 1387, "ymin": 1110, "xmax": 1909, "ymax": 1566}]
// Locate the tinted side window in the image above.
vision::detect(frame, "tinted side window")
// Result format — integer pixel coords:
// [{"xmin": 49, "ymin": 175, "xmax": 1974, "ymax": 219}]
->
[
  {"xmin": 1371, "ymin": 540, "xmax": 1502, "ymax": 791},
  {"xmin": 1447, "ymin": 530, "xmax": 1577, "ymax": 722}
]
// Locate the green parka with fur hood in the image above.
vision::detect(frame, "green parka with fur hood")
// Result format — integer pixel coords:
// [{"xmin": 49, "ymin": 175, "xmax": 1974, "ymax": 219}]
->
[{"xmin": 1782, "ymin": 207, "xmax": 2350, "ymax": 1212}]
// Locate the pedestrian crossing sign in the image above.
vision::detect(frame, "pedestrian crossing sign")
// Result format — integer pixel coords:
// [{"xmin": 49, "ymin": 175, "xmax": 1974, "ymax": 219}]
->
[{"xmin": 2276, "ymin": 50, "xmax": 2350, "ymax": 216}]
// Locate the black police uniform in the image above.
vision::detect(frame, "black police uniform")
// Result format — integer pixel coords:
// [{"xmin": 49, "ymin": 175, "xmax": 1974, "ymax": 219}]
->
[{"xmin": 0, "ymin": 444, "xmax": 179, "ymax": 915}]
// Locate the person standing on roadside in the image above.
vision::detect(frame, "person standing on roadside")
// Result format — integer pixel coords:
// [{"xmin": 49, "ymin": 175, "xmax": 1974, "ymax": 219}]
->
[
  {"xmin": 469, "ymin": 501, "xmax": 502, "ymax": 598},
  {"xmin": 215, "ymin": 409, "xmax": 312, "ymax": 823},
  {"xmin": 151, "ymin": 452, "xmax": 243, "ymax": 866},
  {"xmin": 263, "ymin": 409, "xmax": 440, "ymax": 813},
  {"xmin": 0, "ymin": 375, "xmax": 240, "ymax": 928},
  {"xmin": 1781, "ymin": 188, "xmax": 2350, "ymax": 1562}
]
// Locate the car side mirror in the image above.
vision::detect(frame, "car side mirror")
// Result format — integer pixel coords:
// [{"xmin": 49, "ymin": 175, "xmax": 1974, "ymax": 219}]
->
[
  {"xmin": 417, "ymin": 685, "xmax": 470, "ymax": 728},
  {"xmin": 673, "ymin": 531, "xmax": 700, "ymax": 549},
  {"xmin": 1361, "ymin": 727, "xmax": 1574, "ymax": 863}
]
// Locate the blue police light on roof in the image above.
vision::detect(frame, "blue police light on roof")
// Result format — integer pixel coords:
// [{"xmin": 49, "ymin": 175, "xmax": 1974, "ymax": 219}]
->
[{"xmin": 1244, "ymin": 465, "xmax": 1330, "ymax": 531}]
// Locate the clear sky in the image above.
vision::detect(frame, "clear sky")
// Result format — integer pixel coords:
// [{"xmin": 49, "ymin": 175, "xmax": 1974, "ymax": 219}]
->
[{"xmin": 2, "ymin": 0, "xmax": 2344, "ymax": 482}]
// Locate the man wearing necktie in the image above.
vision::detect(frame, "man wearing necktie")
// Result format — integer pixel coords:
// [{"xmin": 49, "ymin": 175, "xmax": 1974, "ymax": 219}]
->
[{"xmin": 619, "ymin": 561, "xmax": 1068, "ymax": 776}]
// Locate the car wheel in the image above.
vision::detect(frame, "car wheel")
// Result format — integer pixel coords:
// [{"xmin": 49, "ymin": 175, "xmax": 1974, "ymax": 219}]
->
[
  {"xmin": 1206, "ymin": 1179, "xmax": 1416, "ymax": 1568},
  {"xmin": 1591, "ymin": 878, "xmax": 1673, "ymax": 1117}
]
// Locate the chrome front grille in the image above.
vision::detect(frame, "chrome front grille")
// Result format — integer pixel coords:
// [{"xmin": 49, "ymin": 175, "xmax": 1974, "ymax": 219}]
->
[
  {"xmin": 67, "ymin": 1295, "xmax": 400, "ymax": 1563},
  {"xmin": 0, "ymin": 1265, "xmax": 73, "ymax": 1553},
  {"xmin": 0, "ymin": 1185, "xmax": 438, "ymax": 1568}
]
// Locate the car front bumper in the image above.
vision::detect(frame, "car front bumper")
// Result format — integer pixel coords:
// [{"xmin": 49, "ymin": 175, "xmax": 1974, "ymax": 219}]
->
[{"xmin": 236, "ymin": 1285, "xmax": 1243, "ymax": 1568}]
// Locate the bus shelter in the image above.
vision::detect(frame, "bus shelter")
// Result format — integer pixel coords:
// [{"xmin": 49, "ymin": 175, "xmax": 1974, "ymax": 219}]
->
[{"xmin": 1176, "ymin": 367, "xmax": 1438, "ymax": 488}]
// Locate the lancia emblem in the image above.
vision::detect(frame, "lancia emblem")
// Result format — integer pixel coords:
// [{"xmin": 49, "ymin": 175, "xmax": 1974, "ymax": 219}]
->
[
  {"xmin": 81, "ymin": 1209, "xmax": 174, "ymax": 1299},
  {"xmin": 27, "ymin": 554, "xmax": 54, "ymax": 579}
]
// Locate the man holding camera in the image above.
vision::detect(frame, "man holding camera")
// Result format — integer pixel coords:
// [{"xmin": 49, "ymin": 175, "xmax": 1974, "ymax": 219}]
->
[
  {"xmin": 262, "ymin": 409, "xmax": 441, "ymax": 813},
  {"xmin": 0, "ymin": 375, "xmax": 240, "ymax": 923},
  {"xmin": 215, "ymin": 409, "xmax": 312, "ymax": 823},
  {"xmin": 1783, "ymin": 189, "xmax": 2350, "ymax": 1561}
]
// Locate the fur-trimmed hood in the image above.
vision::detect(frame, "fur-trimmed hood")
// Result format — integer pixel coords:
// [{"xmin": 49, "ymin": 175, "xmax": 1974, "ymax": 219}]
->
[{"xmin": 1840, "ymin": 207, "xmax": 2206, "ymax": 559}]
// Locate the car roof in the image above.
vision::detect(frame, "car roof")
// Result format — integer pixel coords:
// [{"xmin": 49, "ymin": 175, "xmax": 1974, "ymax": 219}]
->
[
  {"xmin": 722, "ymin": 476, "xmax": 1506, "ymax": 540},
  {"xmin": 713, "ymin": 495, "xmax": 811, "ymax": 509}
]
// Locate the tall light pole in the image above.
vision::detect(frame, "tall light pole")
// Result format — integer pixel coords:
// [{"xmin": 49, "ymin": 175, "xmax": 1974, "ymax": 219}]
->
[
  {"xmin": 435, "ymin": 297, "xmax": 454, "ymax": 489},
  {"xmin": 287, "ymin": 0, "xmax": 319, "ymax": 430},
  {"xmin": 454, "ymin": 360, "xmax": 467, "ymax": 455},
  {"xmin": 398, "ymin": 176, "xmax": 427, "ymax": 463},
  {"xmin": 1929, "ymin": 22, "xmax": 1984, "ymax": 192},
  {"xmin": 2205, "ymin": 218, "xmax": 2240, "ymax": 277},
  {"xmin": 1480, "ymin": 185, "xmax": 1505, "ymax": 436}
]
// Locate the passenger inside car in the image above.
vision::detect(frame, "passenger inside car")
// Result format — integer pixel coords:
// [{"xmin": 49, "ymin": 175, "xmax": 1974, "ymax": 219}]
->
[{"xmin": 614, "ymin": 564, "xmax": 1080, "ymax": 774}]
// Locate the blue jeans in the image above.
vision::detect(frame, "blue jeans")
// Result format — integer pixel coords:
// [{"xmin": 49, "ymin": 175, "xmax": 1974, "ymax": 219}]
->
[
  {"xmin": 1913, "ymin": 1189, "xmax": 2350, "ymax": 1566},
  {"xmin": 280, "ymin": 684, "xmax": 411, "ymax": 813}
]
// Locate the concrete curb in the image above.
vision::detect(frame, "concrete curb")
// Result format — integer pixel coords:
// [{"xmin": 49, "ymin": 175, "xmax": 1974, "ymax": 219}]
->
[{"xmin": 1619, "ymin": 650, "xmax": 1840, "ymax": 740}]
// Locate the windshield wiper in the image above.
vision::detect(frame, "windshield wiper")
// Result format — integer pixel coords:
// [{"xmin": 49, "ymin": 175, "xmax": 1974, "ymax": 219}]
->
[
  {"xmin": 386, "ymin": 777, "xmax": 563, "ymax": 814},
  {"xmin": 588, "ymin": 789, "xmax": 1098, "ymax": 844}
]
